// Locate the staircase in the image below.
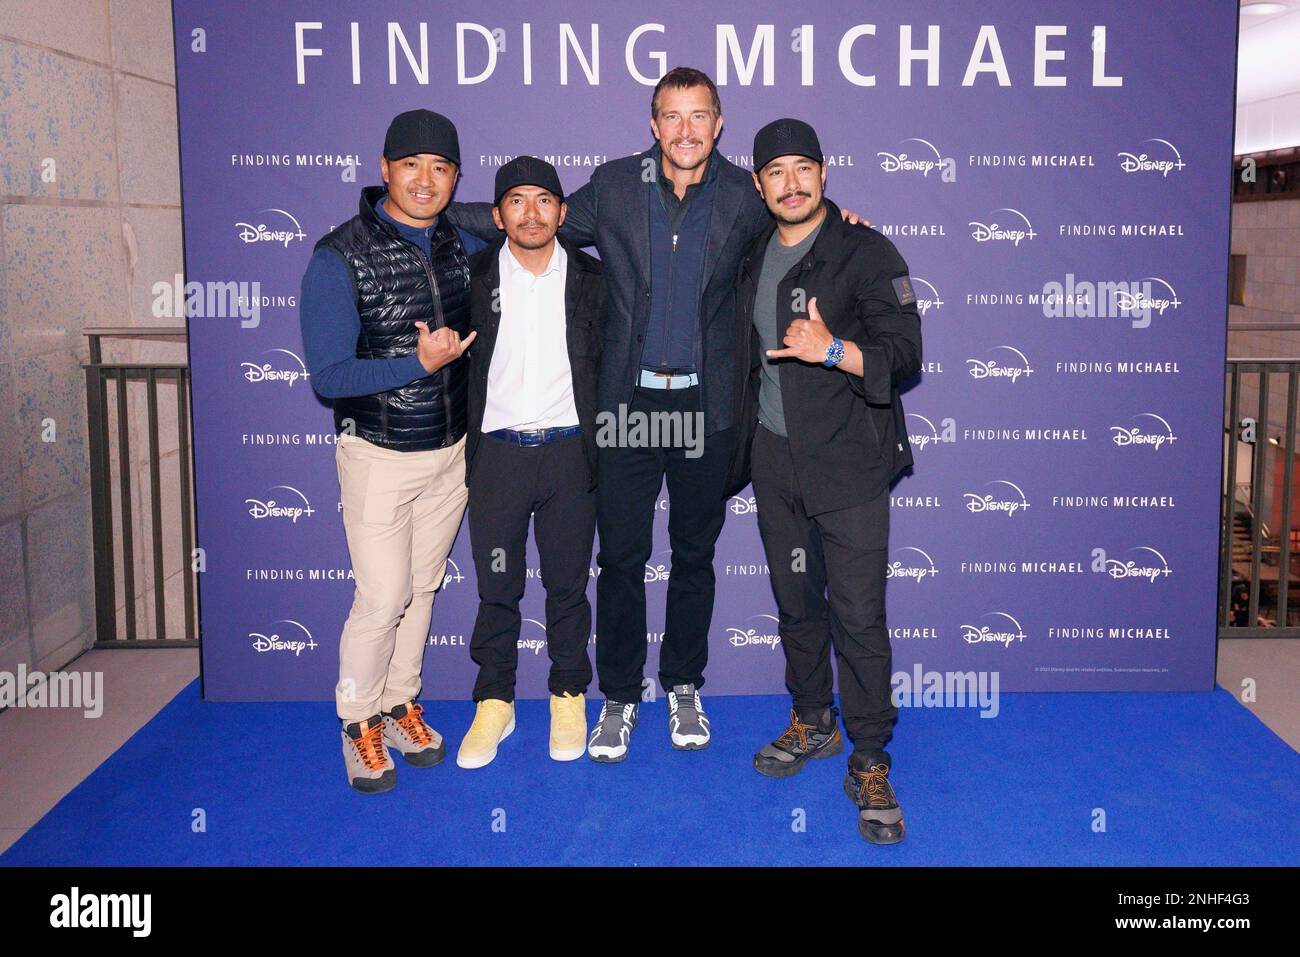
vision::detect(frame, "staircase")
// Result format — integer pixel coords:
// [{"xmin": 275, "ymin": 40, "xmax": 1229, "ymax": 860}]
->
[{"xmin": 1232, "ymin": 508, "xmax": 1256, "ymax": 562}]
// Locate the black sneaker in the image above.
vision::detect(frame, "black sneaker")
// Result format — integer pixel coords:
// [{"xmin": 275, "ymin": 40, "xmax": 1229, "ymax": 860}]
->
[
  {"xmin": 843, "ymin": 752, "xmax": 905, "ymax": 844},
  {"xmin": 753, "ymin": 706, "xmax": 844, "ymax": 778}
]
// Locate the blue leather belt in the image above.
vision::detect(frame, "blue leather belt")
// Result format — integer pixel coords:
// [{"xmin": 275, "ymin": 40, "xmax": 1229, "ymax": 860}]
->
[
  {"xmin": 486, "ymin": 425, "xmax": 582, "ymax": 446},
  {"xmin": 639, "ymin": 369, "xmax": 700, "ymax": 390}
]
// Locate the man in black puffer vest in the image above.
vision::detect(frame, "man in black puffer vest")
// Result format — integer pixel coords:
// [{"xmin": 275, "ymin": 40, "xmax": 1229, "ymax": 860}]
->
[{"xmin": 300, "ymin": 110, "xmax": 487, "ymax": 794}]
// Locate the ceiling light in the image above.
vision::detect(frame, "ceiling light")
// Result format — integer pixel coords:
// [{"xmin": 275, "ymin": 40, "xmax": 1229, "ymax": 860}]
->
[{"xmin": 1242, "ymin": 2, "xmax": 1290, "ymax": 15}]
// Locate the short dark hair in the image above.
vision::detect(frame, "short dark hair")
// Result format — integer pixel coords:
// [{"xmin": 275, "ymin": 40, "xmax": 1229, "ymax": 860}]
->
[{"xmin": 651, "ymin": 67, "xmax": 721, "ymax": 119}]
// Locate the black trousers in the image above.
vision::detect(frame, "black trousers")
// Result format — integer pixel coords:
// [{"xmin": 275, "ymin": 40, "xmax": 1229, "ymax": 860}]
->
[
  {"xmin": 467, "ymin": 433, "xmax": 595, "ymax": 702},
  {"xmin": 594, "ymin": 386, "xmax": 736, "ymax": 703},
  {"xmin": 750, "ymin": 424, "xmax": 897, "ymax": 755}
]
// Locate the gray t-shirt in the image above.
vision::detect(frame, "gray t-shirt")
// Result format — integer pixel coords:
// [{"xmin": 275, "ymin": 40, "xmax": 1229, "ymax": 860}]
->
[{"xmin": 752, "ymin": 219, "xmax": 824, "ymax": 437}]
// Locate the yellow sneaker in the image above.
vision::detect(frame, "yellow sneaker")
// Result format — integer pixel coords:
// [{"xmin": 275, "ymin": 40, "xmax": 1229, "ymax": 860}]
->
[
  {"xmin": 549, "ymin": 692, "xmax": 587, "ymax": 762},
  {"xmin": 456, "ymin": 699, "xmax": 515, "ymax": 769}
]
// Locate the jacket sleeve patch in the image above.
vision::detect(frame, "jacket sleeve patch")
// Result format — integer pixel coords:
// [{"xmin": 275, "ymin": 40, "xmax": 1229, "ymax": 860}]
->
[{"xmin": 891, "ymin": 275, "xmax": 917, "ymax": 306}]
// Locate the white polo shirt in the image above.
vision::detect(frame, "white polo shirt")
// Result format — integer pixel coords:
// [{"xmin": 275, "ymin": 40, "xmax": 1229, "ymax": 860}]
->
[{"xmin": 481, "ymin": 240, "xmax": 580, "ymax": 433}]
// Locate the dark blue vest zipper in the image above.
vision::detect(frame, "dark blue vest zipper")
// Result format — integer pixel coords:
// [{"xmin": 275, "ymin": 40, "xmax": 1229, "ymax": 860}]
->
[{"xmin": 394, "ymin": 223, "xmax": 456, "ymax": 448}]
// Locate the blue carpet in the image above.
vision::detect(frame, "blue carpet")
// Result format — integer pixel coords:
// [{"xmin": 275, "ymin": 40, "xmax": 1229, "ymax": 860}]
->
[{"xmin": 3, "ymin": 682, "xmax": 1297, "ymax": 866}]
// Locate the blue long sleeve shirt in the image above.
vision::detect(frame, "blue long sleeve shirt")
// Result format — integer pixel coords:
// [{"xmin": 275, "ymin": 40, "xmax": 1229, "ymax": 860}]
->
[{"xmin": 299, "ymin": 194, "xmax": 488, "ymax": 399}]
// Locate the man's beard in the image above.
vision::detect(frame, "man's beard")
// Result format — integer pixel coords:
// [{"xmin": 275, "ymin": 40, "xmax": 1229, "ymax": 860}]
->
[
  {"xmin": 509, "ymin": 225, "xmax": 554, "ymax": 249},
  {"xmin": 771, "ymin": 193, "xmax": 821, "ymax": 225}
]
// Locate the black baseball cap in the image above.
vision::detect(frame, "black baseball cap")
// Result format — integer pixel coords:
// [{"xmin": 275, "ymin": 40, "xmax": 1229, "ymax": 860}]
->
[
  {"xmin": 383, "ymin": 109, "xmax": 460, "ymax": 166},
  {"xmin": 494, "ymin": 155, "xmax": 564, "ymax": 206},
  {"xmin": 753, "ymin": 118, "xmax": 823, "ymax": 173}
]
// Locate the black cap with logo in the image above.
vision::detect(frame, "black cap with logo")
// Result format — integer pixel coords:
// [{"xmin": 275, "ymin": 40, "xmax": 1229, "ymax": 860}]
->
[
  {"xmin": 752, "ymin": 118, "xmax": 824, "ymax": 173},
  {"xmin": 383, "ymin": 109, "xmax": 461, "ymax": 166},
  {"xmin": 493, "ymin": 155, "xmax": 565, "ymax": 206}
]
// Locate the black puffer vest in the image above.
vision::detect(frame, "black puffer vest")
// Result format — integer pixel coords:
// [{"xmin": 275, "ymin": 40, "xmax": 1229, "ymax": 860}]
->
[{"xmin": 317, "ymin": 185, "xmax": 472, "ymax": 451}]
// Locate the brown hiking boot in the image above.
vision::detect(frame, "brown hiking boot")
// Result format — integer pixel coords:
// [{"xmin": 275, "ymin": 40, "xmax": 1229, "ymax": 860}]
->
[{"xmin": 843, "ymin": 753, "xmax": 905, "ymax": 844}]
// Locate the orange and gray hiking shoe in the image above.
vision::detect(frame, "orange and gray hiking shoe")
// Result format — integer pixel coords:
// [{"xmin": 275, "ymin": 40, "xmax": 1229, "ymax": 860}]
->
[
  {"xmin": 341, "ymin": 715, "xmax": 396, "ymax": 794},
  {"xmin": 382, "ymin": 701, "xmax": 446, "ymax": 768},
  {"xmin": 843, "ymin": 752, "xmax": 905, "ymax": 845},
  {"xmin": 754, "ymin": 706, "xmax": 844, "ymax": 778}
]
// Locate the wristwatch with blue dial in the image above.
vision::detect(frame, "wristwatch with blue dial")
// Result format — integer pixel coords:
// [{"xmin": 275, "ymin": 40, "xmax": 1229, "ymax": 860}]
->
[{"xmin": 823, "ymin": 336, "xmax": 845, "ymax": 368}]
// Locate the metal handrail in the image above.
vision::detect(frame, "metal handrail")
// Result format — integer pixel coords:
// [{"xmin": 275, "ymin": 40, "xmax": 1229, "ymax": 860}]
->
[
  {"xmin": 1221, "ymin": 358, "xmax": 1300, "ymax": 637},
  {"xmin": 84, "ymin": 327, "xmax": 198, "ymax": 647}
]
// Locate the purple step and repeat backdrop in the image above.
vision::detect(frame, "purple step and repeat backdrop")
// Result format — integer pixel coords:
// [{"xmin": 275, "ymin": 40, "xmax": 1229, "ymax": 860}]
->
[{"xmin": 173, "ymin": 1, "xmax": 1237, "ymax": 700}]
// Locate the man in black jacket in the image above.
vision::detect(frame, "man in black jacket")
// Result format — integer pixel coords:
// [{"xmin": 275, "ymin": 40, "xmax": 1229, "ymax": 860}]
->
[
  {"xmin": 456, "ymin": 157, "xmax": 607, "ymax": 770},
  {"xmin": 731, "ymin": 119, "xmax": 922, "ymax": 845},
  {"xmin": 447, "ymin": 69, "xmax": 866, "ymax": 763}
]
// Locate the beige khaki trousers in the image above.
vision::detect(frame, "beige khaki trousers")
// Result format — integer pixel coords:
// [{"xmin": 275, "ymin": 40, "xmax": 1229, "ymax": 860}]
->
[{"xmin": 334, "ymin": 432, "xmax": 468, "ymax": 721}]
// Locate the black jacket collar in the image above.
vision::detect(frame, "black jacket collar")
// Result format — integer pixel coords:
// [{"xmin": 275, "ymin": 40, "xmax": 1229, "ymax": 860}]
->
[
  {"xmin": 471, "ymin": 234, "xmax": 597, "ymax": 286},
  {"xmin": 360, "ymin": 184, "xmax": 388, "ymax": 222}
]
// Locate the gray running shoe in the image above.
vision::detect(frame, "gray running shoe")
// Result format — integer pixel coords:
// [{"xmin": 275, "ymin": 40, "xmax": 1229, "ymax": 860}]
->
[
  {"xmin": 587, "ymin": 700, "xmax": 639, "ymax": 763},
  {"xmin": 667, "ymin": 683, "xmax": 710, "ymax": 750},
  {"xmin": 341, "ymin": 715, "xmax": 396, "ymax": 794}
]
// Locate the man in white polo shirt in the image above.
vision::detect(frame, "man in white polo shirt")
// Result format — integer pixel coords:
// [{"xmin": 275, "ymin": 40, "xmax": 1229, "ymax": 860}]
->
[{"xmin": 457, "ymin": 156, "xmax": 607, "ymax": 768}]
